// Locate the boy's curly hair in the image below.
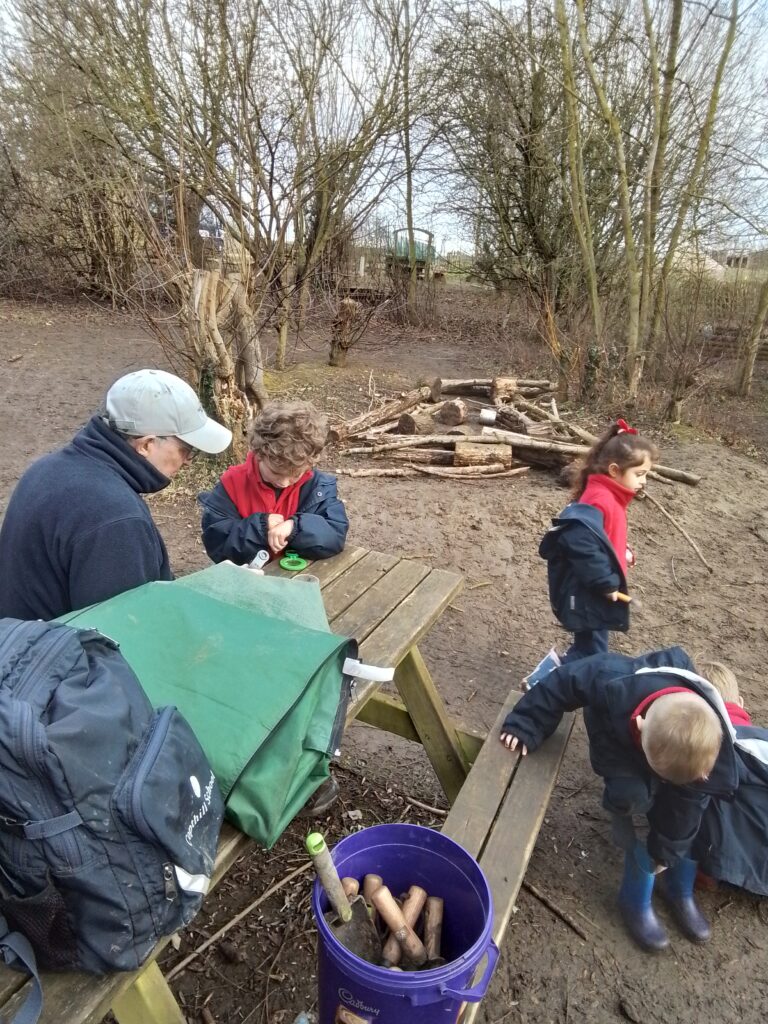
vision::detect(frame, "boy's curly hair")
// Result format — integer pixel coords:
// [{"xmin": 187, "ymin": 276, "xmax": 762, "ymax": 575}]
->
[{"xmin": 249, "ymin": 401, "xmax": 329, "ymax": 471}]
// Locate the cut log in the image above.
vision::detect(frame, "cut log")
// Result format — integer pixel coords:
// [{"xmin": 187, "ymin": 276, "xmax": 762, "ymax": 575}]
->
[
  {"xmin": 330, "ymin": 387, "xmax": 430, "ymax": 441},
  {"xmin": 435, "ymin": 399, "xmax": 467, "ymax": 427},
  {"xmin": 496, "ymin": 407, "xmax": 557, "ymax": 439},
  {"xmin": 379, "ymin": 449, "xmax": 454, "ymax": 465},
  {"xmin": 398, "ymin": 408, "xmax": 437, "ymax": 435},
  {"xmin": 429, "ymin": 378, "xmax": 491, "ymax": 402},
  {"xmin": 454, "ymin": 442, "xmax": 513, "ymax": 469},
  {"xmin": 490, "ymin": 377, "xmax": 518, "ymax": 403}
]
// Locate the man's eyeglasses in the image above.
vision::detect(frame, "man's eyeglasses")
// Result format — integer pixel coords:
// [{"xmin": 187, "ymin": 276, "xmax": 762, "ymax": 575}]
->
[{"xmin": 157, "ymin": 436, "xmax": 200, "ymax": 462}]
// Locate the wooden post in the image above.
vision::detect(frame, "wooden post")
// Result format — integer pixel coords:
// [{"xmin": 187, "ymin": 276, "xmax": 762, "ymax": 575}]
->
[
  {"xmin": 394, "ymin": 647, "xmax": 470, "ymax": 803},
  {"xmin": 111, "ymin": 962, "xmax": 186, "ymax": 1024}
]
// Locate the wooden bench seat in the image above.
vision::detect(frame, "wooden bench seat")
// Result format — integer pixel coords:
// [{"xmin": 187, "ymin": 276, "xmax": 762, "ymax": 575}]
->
[{"xmin": 443, "ymin": 688, "xmax": 574, "ymax": 1024}]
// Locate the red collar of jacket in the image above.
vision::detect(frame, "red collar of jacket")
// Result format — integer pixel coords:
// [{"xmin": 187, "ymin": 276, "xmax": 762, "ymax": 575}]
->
[
  {"xmin": 725, "ymin": 702, "xmax": 751, "ymax": 727},
  {"xmin": 579, "ymin": 474, "xmax": 636, "ymax": 564},
  {"xmin": 220, "ymin": 452, "xmax": 313, "ymax": 519},
  {"xmin": 629, "ymin": 686, "xmax": 693, "ymax": 750}
]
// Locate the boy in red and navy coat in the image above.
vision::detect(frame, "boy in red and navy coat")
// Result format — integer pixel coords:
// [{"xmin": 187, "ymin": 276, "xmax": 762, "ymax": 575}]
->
[{"xmin": 199, "ymin": 401, "xmax": 348, "ymax": 566}]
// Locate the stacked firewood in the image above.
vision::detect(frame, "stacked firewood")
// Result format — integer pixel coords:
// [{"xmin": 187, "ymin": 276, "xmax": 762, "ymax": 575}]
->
[{"xmin": 330, "ymin": 377, "xmax": 701, "ymax": 486}]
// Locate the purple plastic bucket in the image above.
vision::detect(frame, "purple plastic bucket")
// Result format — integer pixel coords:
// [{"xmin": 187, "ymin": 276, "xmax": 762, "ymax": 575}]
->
[{"xmin": 311, "ymin": 823, "xmax": 499, "ymax": 1024}]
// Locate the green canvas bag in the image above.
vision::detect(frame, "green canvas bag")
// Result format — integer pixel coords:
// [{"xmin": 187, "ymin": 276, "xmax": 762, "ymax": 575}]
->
[{"xmin": 60, "ymin": 564, "xmax": 357, "ymax": 847}]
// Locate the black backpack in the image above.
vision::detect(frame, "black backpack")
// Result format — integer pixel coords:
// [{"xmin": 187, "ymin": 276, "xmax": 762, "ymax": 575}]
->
[{"xmin": 0, "ymin": 619, "xmax": 225, "ymax": 1022}]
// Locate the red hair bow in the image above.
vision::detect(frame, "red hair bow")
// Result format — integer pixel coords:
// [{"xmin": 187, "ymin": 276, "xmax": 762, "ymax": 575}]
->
[{"xmin": 616, "ymin": 418, "xmax": 637, "ymax": 435}]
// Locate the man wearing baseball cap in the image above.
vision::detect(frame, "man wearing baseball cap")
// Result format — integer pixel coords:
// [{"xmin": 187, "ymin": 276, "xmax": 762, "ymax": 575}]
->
[{"xmin": 0, "ymin": 369, "xmax": 232, "ymax": 620}]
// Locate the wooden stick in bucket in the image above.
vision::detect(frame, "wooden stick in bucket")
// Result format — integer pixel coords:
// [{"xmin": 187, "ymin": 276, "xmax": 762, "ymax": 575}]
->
[
  {"xmin": 371, "ymin": 886, "xmax": 427, "ymax": 967},
  {"xmin": 382, "ymin": 885, "xmax": 427, "ymax": 966}
]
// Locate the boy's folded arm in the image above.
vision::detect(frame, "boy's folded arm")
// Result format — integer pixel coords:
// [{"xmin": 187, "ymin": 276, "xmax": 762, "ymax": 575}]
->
[
  {"xmin": 646, "ymin": 785, "xmax": 709, "ymax": 867},
  {"xmin": 291, "ymin": 495, "xmax": 349, "ymax": 558},
  {"xmin": 198, "ymin": 485, "xmax": 270, "ymax": 564}
]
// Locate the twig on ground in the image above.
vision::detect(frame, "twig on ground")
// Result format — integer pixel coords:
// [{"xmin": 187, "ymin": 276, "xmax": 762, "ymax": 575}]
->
[
  {"xmin": 670, "ymin": 557, "xmax": 685, "ymax": 593},
  {"xmin": 165, "ymin": 862, "xmax": 312, "ymax": 981},
  {"xmin": 522, "ymin": 880, "xmax": 589, "ymax": 941},
  {"xmin": 641, "ymin": 491, "xmax": 714, "ymax": 574},
  {"xmin": 404, "ymin": 796, "xmax": 448, "ymax": 817}
]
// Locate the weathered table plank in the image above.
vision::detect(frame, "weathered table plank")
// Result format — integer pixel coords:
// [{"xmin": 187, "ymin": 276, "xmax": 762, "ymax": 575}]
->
[
  {"xmin": 331, "ymin": 558, "xmax": 430, "ymax": 641},
  {"xmin": 322, "ymin": 550, "xmax": 399, "ymax": 620},
  {"xmin": 349, "ymin": 567, "xmax": 463, "ymax": 719}
]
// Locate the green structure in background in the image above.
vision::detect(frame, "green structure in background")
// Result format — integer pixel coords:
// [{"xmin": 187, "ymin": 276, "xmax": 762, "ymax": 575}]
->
[
  {"xmin": 387, "ymin": 228, "xmax": 436, "ymax": 278},
  {"xmin": 60, "ymin": 563, "xmax": 354, "ymax": 847}
]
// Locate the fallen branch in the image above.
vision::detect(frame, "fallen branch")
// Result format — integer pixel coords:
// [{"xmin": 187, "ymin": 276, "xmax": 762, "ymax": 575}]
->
[
  {"xmin": 329, "ymin": 386, "xmax": 430, "ymax": 441},
  {"xmin": 522, "ymin": 880, "xmax": 588, "ymax": 942},
  {"xmin": 481, "ymin": 428, "xmax": 701, "ymax": 485},
  {"xmin": 165, "ymin": 861, "xmax": 312, "ymax": 981},
  {"xmin": 336, "ymin": 465, "xmax": 529, "ymax": 480},
  {"xmin": 414, "ymin": 466, "xmax": 529, "ymax": 480},
  {"xmin": 639, "ymin": 491, "xmax": 714, "ymax": 574}
]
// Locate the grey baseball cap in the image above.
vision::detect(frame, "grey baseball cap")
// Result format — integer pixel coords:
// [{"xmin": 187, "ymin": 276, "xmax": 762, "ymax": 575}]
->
[{"xmin": 105, "ymin": 369, "xmax": 232, "ymax": 454}]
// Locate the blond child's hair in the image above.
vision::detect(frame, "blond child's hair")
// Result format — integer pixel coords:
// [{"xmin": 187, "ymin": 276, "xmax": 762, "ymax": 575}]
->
[
  {"xmin": 249, "ymin": 401, "xmax": 328, "ymax": 471},
  {"xmin": 696, "ymin": 659, "xmax": 741, "ymax": 704},
  {"xmin": 640, "ymin": 693, "xmax": 722, "ymax": 785}
]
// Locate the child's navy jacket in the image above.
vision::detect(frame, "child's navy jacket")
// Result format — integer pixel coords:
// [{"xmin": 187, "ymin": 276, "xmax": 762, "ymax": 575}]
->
[
  {"xmin": 502, "ymin": 647, "xmax": 739, "ymax": 867},
  {"xmin": 539, "ymin": 502, "xmax": 629, "ymax": 632},
  {"xmin": 694, "ymin": 722, "xmax": 768, "ymax": 895},
  {"xmin": 199, "ymin": 470, "xmax": 348, "ymax": 564}
]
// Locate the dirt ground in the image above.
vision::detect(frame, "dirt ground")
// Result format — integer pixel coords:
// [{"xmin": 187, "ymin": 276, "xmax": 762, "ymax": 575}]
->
[{"xmin": 1, "ymin": 294, "xmax": 768, "ymax": 1024}]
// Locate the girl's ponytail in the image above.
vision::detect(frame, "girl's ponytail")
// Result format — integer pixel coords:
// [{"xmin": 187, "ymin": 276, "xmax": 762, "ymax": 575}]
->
[{"xmin": 570, "ymin": 420, "xmax": 657, "ymax": 499}]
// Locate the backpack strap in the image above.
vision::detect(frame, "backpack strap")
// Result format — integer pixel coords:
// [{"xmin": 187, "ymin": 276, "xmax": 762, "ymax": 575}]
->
[{"xmin": 0, "ymin": 915, "xmax": 43, "ymax": 1024}]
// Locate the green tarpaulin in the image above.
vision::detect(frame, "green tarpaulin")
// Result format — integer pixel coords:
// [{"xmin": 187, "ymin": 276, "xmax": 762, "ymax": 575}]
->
[{"xmin": 60, "ymin": 563, "xmax": 353, "ymax": 847}]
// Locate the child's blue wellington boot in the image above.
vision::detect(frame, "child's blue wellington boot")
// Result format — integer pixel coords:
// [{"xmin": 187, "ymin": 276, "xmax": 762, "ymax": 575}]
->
[
  {"xmin": 657, "ymin": 857, "xmax": 711, "ymax": 943},
  {"xmin": 617, "ymin": 843, "xmax": 669, "ymax": 951}
]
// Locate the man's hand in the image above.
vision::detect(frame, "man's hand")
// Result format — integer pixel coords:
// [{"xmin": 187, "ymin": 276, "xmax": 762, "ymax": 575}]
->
[
  {"xmin": 499, "ymin": 733, "xmax": 528, "ymax": 755},
  {"xmin": 268, "ymin": 518, "xmax": 294, "ymax": 554}
]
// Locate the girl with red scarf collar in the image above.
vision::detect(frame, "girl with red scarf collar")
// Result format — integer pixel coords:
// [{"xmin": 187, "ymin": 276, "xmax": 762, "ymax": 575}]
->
[
  {"xmin": 199, "ymin": 401, "xmax": 348, "ymax": 566},
  {"xmin": 524, "ymin": 420, "xmax": 658, "ymax": 688}
]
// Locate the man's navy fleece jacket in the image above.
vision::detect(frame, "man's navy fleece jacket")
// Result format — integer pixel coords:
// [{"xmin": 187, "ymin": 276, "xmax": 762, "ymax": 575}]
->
[{"xmin": 0, "ymin": 415, "xmax": 172, "ymax": 620}]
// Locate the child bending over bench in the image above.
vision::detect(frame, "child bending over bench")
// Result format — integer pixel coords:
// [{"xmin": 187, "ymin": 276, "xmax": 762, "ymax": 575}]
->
[{"xmin": 499, "ymin": 646, "xmax": 743, "ymax": 952}]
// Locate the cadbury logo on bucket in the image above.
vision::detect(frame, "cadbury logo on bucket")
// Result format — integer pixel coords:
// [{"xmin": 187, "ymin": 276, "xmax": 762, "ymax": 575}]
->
[{"xmin": 336, "ymin": 993, "xmax": 378, "ymax": 1021}]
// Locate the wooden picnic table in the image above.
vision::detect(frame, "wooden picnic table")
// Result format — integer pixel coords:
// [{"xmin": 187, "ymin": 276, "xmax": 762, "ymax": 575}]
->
[{"xmin": 0, "ymin": 546, "xmax": 480, "ymax": 1024}]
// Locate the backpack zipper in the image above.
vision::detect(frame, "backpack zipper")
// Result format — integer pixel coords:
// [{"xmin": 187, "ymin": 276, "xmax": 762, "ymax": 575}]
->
[
  {"xmin": 163, "ymin": 863, "xmax": 177, "ymax": 901},
  {"xmin": 15, "ymin": 628, "xmax": 77, "ymax": 702},
  {"xmin": 0, "ymin": 621, "xmax": 38, "ymax": 688},
  {"xmin": 129, "ymin": 707, "xmax": 174, "ymax": 841},
  {"xmin": 17, "ymin": 702, "xmax": 81, "ymax": 868}
]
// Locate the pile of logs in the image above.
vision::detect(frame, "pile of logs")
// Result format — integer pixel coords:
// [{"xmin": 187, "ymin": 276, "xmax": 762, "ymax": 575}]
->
[{"xmin": 330, "ymin": 376, "xmax": 701, "ymax": 486}]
